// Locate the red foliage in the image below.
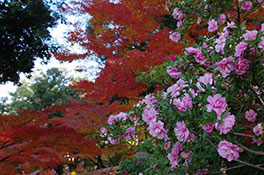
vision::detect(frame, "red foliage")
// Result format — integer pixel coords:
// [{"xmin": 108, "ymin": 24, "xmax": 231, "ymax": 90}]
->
[{"xmin": 0, "ymin": 101, "xmax": 103, "ymax": 174}]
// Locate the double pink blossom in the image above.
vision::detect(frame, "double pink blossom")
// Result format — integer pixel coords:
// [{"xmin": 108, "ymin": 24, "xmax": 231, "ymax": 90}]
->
[
  {"xmin": 241, "ymin": 1, "xmax": 252, "ymax": 11},
  {"xmin": 253, "ymin": 123, "xmax": 263, "ymax": 136},
  {"xmin": 196, "ymin": 73, "xmax": 213, "ymax": 92},
  {"xmin": 167, "ymin": 66, "xmax": 181, "ymax": 79},
  {"xmin": 117, "ymin": 112, "xmax": 127, "ymax": 121},
  {"xmin": 202, "ymin": 124, "xmax": 214, "ymax": 133},
  {"xmin": 215, "ymin": 35, "xmax": 226, "ymax": 54},
  {"xmin": 218, "ymin": 14, "xmax": 226, "ymax": 24},
  {"xmin": 252, "ymin": 138, "xmax": 262, "ymax": 146},
  {"xmin": 168, "ymin": 142, "xmax": 183, "ymax": 170},
  {"xmin": 235, "ymin": 42, "xmax": 248, "ymax": 57},
  {"xmin": 258, "ymin": 37, "xmax": 264, "ymax": 52},
  {"xmin": 245, "ymin": 109, "xmax": 257, "ymax": 122},
  {"xmin": 108, "ymin": 115, "xmax": 118, "ymax": 125},
  {"xmin": 185, "ymin": 47, "xmax": 208, "ymax": 64},
  {"xmin": 172, "ymin": 8, "xmax": 184, "ymax": 20},
  {"xmin": 217, "ymin": 140, "xmax": 243, "ymax": 161},
  {"xmin": 100, "ymin": 127, "xmax": 108, "ymax": 134},
  {"xmin": 235, "ymin": 57, "xmax": 250, "ymax": 75},
  {"xmin": 173, "ymin": 94, "xmax": 193, "ymax": 112},
  {"xmin": 166, "ymin": 83, "xmax": 181, "ymax": 98},
  {"xmin": 164, "ymin": 141, "xmax": 171, "ymax": 150},
  {"xmin": 215, "ymin": 56, "xmax": 234, "ymax": 77},
  {"xmin": 108, "ymin": 136, "xmax": 119, "ymax": 145},
  {"xmin": 215, "ymin": 112, "xmax": 235, "ymax": 135},
  {"xmin": 169, "ymin": 32, "xmax": 181, "ymax": 43},
  {"xmin": 149, "ymin": 120, "xmax": 168, "ymax": 139},
  {"xmin": 123, "ymin": 127, "xmax": 136, "ymax": 140},
  {"xmin": 206, "ymin": 94, "xmax": 227, "ymax": 119},
  {"xmin": 208, "ymin": 19, "xmax": 218, "ymax": 32},
  {"xmin": 144, "ymin": 94, "xmax": 158, "ymax": 107},
  {"xmin": 180, "ymin": 151, "xmax": 193, "ymax": 165},
  {"xmin": 174, "ymin": 121, "xmax": 190, "ymax": 142},
  {"xmin": 243, "ymin": 30, "xmax": 258, "ymax": 41},
  {"xmin": 142, "ymin": 107, "xmax": 157, "ymax": 124}
]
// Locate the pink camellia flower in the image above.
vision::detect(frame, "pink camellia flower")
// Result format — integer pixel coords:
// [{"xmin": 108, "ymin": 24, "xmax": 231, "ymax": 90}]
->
[
  {"xmin": 196, "ymin": 73, "xmax": 213, "ymax": 92},
  {"xmin": 217, "ymin": 140, "xmax": 243, "ymax": 161},
  {"xmin": 166, "ymin": 83, "xmax": 181, "ymax": 98},
  {"xmin": 108, "ymin": 136, "xmax": 119, "ymax": 145},
  {"xmin": 235, "ymin": 57, "xmax": 250, "ymax": 75},
  {"xmin": 173, "ymin": 94, "xmax": 193, "ymax": 112},
  {"xmin": 169, "ymin": 32, "xmax": 181, "ymax": 43},
  {"xmin": 177, "ymin": 21, "xmax": 183, "ymax": 28},
  {"xmin": 188, "ymin": 133, "xmax": 195, "ymax": 142},
  {"xmin": 202, "ymin": 124, "xmax": 214, "ymax": 133},
  {"xmin": 243, "ymin": 30, "xmax": 258, "ymax": 41},
  {"xmin": 252, "ymin": 138, "xmax": 262, "ymax": 146},
  {"xmin": 164, "ymin": 141, "xmax": 171, "ymax": 150},
  {"xmin": 258, "ymin": 37, "xmax": 264, "ymax": 52},
  {"xmin": 167, "ymin": 66, "xmax": 181, "ymax": 78},
  {"xmin": 153, "ymin": 163, "xmax": 158, "ymax": 170},
  {"xmin": 138, "ymin": 173, "xmax": 144, "ymax": 175},
  {"xmin": 235, "ymin": 42, "xmax": 248, "ymax": 57},
  {"xmin": 100, "ymin": 127, "xmax": 108, "ymax": 134},
  {"xmin": 185, "ymin": 47, "xmax": 208, "ymax": 65},
  {"xmin": 144, "ymin": 94, "xmax": 158, "ymax": 107},
  {"xmin": 206, "ymin": 94, "xmax": 227, "ymax": 119},
  {"xmin": 172, "ymin": 8, "xmax": 181, "ymax": 19},
  {"xmin": 253, "ymin": 123, "xmax": 263, "ymax": 136},
  {"xmin": 124, "ymin": 171, "xmax": 129, "ymax": 175},
  {"xmin": 174, "ymin": 121, "xmax": 190, "ymax": 142},
  {"xmin": 149, "ymin": 121, "xmax": 168, "ymax": 139},
  {"xmin": 215, "ymin": 35, "xmax": 226, "ymax": 54},
  {"xmin": 170, "ymin": 56, "xmax": 176, "ymax": 61},
  {"xmin": 50, "ymin": 170, "xmax": 58, "ymax": 175},
  {"xmin": 180, "ymin": 151, "xmax": 193, "ymax": 160},
  {"xmin": 218, "ymin": 14, "xmax": 226, "ymax": 24},
  {"xmin": 123, "ymin": 127, "xmax": 136, "ymax": 140},
  {"xmin": 215, "ymin": 56, "xmax": 234, "ymax": 77},
  {"xmin": 142, "ymin": 107, "xmax": 157, "ymax": 124},
  {"xmin": 196, "ymin": 169, "xmax": 208, "ymax": 175},
  {"xmin": 245, "ymin": 109, "xmax": 257, "ymax": 122},
  {"xmin": 215, "ymin": 112, "xmax": 235, "ymax": 135},
  {"xmin": 197, "ymin": 17, "xmax": 202, "ymax": 24},
  {"xmin": 108, "ymin": 115, "xmax": 118, "ymax": 125},
  {"xmin": 208, "ymin": 19, "xmax": 218, "ymax": 32},
  {"xmin": 117, "ymin": 112, "xmax": 127, "ymax": 121},
  {"xmin": 168, "ymin": 142, "xmax": 183, "ymax": 170},
  {"xmin": 241, "ymin": 1, "xmax": 252, "ymax": 11}
]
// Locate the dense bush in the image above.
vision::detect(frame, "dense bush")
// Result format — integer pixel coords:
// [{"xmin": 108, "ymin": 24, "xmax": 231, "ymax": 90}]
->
[{"xmin": 103, "ymin": 0, "xmax": 264, "ymax": 174}]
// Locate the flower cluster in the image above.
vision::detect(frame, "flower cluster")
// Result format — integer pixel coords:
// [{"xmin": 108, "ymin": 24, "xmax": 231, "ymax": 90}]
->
[{"xmin": 104, "ymin": 0, "xmax": 264, "ymax": 174}]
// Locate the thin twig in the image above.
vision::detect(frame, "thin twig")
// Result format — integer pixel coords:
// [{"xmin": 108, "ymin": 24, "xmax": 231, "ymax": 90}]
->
[
  {"xmin": 233, "ymin": 132, "xmax": 255, "ymax": 138},
  {"xmin": 205, "ymin": 138, "xmax": 217, "ymax": 150},
  {"xmin": 237, "ymin": 159, "xmax": 264, "ymax": 171},
  {"xmin": 236, "ymin": 142, "xmax": 264, "ymax": 156}
]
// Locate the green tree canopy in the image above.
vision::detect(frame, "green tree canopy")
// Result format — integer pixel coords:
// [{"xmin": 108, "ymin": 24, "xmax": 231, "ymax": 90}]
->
[
  {"xmin": 6, "ymin": 67, "xmax": 79, "ymax": 113},
  {"xmin": 0, "ymin": 0, "xmax": 64, "ymax": 83}
]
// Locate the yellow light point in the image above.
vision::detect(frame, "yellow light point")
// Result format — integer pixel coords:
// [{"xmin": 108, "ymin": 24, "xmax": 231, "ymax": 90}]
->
[{"xmin": 71, "ymin": 172, "xmax": 77, "ymax": 175}]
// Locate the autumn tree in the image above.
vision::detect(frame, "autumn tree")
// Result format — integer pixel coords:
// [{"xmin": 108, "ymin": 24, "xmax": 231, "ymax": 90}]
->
[{"xmin": 56, "ymin": 0, "xmax": 186, "ymax": 115}]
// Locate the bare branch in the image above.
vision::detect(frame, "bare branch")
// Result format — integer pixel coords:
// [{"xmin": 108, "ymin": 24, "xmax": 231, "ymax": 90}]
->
[
  {"xmin": 237, "ymin": 159, "xmax": 264, "ymax": 171},
  {"xmin": 233, "ymin": 132, "xmax": 255, "ymax": 138},
  {"xmin": 236, "ymin": 142, "xmax": 264, "ymax": 156},
  {"xmin": 205, "ymin": 138, "xmax": 217, "ymax": 150}
]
